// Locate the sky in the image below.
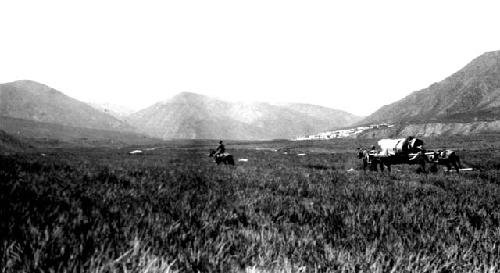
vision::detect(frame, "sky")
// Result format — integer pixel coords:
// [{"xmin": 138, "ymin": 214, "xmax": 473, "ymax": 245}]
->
[{"xmin": 1, "ymin": 0, "xmax": 500, "ymax": 116}]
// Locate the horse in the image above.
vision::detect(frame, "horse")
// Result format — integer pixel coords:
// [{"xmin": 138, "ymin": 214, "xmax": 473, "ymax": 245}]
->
[
  {"xmin": 357, "ymin": 148, "xmax": 380, "ymax": 172},
  {"xmin": 377, "ymin": 151, "xmax": 429, "ymax": 173},
  {"xmin": 427, "ymin": 150, "xmax": 462, "ymax": 173},
  {"xmin": 209, "ymin": 150, "xmax": 235, "ymax": 165}
]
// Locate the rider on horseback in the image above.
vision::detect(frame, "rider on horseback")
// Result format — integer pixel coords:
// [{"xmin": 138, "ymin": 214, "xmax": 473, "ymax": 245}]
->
[
  {"xmin": 211, "ymin": 140, "xmax": 234, "ymax": 165},
  {"xmin": 215, "ymin": 140, "xmax": 225, "ymax": 158}
]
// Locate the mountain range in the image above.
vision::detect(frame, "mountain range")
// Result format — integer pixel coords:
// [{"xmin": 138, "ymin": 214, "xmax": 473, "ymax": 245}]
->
[
  {"xmin": 0, "ymin": 80, "xmax": 133, "ymax": 131},
  {"xmin": 0, "ymin": 80, "xmax": 159, "ymax": 147},
  {"xmin": 0, "ymin": 80, "xmax": 362, "ymax": 142},
  {"xmin": 362, "ymin": 50, "xmax": 500, "ymax": 125},
  {"xmin": 1, "ymin": 50, "xmax": 499, "ymax": 144},
  {"xmin": 127, "ymin": 92, "xmax": 362, "ymax": 140}
]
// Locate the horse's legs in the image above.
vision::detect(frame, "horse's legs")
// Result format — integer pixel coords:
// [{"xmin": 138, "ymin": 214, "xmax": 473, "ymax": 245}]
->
[
  {"xmin": 430, "ymin": 163, "xmax": 438, "ymax": 173},
  {"xmin": 379, "ymin": 161, "xmax": 384, "ymax": 172},
  {"xmin": 453, "ymin": 155, "xmax": 461, "ymax": 173},
  {"xmin": 421, "ymin": 161, "xmax": 427, "ymax": 173},
  {"xmin": 452, "ymin": 160, "xmax": 460, "ymax": 173}
]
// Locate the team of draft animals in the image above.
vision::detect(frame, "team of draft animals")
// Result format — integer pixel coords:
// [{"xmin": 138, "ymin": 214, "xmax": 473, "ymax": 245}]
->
[
  {"xmin": 357, "ymin": 136, "xmax": 463, "ymax": 173},
  {"xmin": 128, "ymin": 136, "xmax": 464, "ymax": 173}
]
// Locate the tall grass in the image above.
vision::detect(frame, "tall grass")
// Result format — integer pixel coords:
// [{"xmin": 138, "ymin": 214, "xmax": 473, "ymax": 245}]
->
[{"xmin": 1, "ymin": 140, "xmax": 499, "ymax": 272}]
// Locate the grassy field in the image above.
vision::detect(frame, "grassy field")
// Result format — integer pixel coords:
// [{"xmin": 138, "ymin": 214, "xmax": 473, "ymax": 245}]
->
[{"xmin": 1, "ymin": 135, "xmax": 500, "ymax": 272}]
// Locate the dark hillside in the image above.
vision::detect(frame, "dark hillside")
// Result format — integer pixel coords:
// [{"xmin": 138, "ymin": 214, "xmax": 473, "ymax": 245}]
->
[
  {"xmin": 0, "ymin": 116, "xmax": 160, "ymax": 148},
  {"xmin": 0, "ymin": 130, "xmax": 33, "ymax": 153},
  {"xmin": 0, "ymin": 80, "xmax": 134, "ymax": 132},
  {"xmin": 363, "ymin": 51, "xmax": 500, "ymax": 124}
]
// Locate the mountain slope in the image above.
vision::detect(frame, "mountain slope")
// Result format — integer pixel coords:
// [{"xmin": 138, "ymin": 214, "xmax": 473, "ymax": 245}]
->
[
  {"xmin": 128, "ymin": 92, "xmax": 361, "ymax": 140},
  {"xmin": 281, "ymin": 103, "xmax": 363, "ymax": 127},
  {"xmin": 363, "ymin": 50, "xmax": 500, "ymax": 124},
  {"xmin": 0, "ymin": 129, "xmax": 33, "ymax": 152},
  {"xmin": 88, "ymin": 102, "xmax": 135, "ymax": 119},
  {"xmin": 0, "ymin": 116, "xmax": 160, "ymax": 148},
  {"xmin": 0, "ymin": 80, "xmax": 134, "ymax": 131}
]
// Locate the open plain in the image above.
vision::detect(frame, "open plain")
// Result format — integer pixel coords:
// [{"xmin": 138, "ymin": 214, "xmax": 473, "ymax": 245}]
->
[{"xmin": 1, "ymin": 134, "xmax": 500, "ymax": 272}]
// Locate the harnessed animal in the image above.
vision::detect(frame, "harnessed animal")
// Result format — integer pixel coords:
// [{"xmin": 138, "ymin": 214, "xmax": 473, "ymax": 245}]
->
[
  {"xmin": 357, "ymin": 148, "xmax": 379, "ymax": 172},
  {"xmin": 427, "ymin": 149, "xmax": 462, "ymax": 173}
]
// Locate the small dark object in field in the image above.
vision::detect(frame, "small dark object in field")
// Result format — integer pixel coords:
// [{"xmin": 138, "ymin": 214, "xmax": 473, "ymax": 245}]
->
[{"xmin": 467, "ymin": 213, "xmax": 483, "ymax": 229}]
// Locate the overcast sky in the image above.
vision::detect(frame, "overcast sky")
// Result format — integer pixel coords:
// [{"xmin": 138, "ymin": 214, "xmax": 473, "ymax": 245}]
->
[{"xmin": 1, "ymin": 0, "xmax": 499, "ymax": 116}]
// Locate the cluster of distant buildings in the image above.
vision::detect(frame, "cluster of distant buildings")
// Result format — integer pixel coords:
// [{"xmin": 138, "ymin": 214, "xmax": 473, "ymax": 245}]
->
[{"xmin": 294, "ymin": 123, "xmax": 394, "ymax": 140}]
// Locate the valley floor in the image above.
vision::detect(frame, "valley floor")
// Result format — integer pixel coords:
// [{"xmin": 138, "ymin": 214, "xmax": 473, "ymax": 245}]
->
[{"xmin": 1, "ymin": 136, "xmax": 500, "ymax": 272}]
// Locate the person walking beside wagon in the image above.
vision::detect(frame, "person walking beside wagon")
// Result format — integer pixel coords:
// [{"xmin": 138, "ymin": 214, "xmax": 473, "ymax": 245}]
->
[{"xmin": 368, "ymin": 145, "xmax": 379, "ymax": 171}]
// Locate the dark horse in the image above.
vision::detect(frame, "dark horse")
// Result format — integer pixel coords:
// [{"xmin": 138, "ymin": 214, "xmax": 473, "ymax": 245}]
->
[
  {"xmin": 428, "ymin": 150, "xmax": 462, "ymax": 173},
  {"xmin": 377, "ymin": 152, "xmax": 429, "ymax": 173},
  {"xmin": 357, "ymin": 149, "xmax": 378, "ymax": 172},
  {"xmin": 378, "ymin": 150, "xmax": 462, "ymax": 173},
  {"xmin": 209, "ymin": 150, "xmax": 235, "ymax": 165}
]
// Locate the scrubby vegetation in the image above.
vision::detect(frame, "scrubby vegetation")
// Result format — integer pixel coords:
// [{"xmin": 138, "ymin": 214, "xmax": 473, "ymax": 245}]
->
[{"xmin": 1, "ymin": 136, "xmax": 500, "ymax": 272}]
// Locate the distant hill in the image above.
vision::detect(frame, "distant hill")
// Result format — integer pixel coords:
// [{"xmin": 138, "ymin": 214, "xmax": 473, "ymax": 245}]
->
[
  {"xmin": 0, "ymin": 80, "xmax": 134, "ymax": 131},
  {"xmin": 0, "ymin": 116, "xmax": 161, "ymax": 148},
  {"xmin": 363, "ymin": 51, "xmax": 500, "ymax": 124},
  {"xmin": 351, "ymin": 121, "xmax": 500, "ymax": 139},
  {"xmin": 128, "ymin": 92, "xmax": 362, "ymax": 140},
  {"xmin": 279, "ymin": 103, "xmax": 362, "ymax": 127},
  {"xmin": 0, "ymin": 129, "xmax": 33, "ymax": 152}
]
